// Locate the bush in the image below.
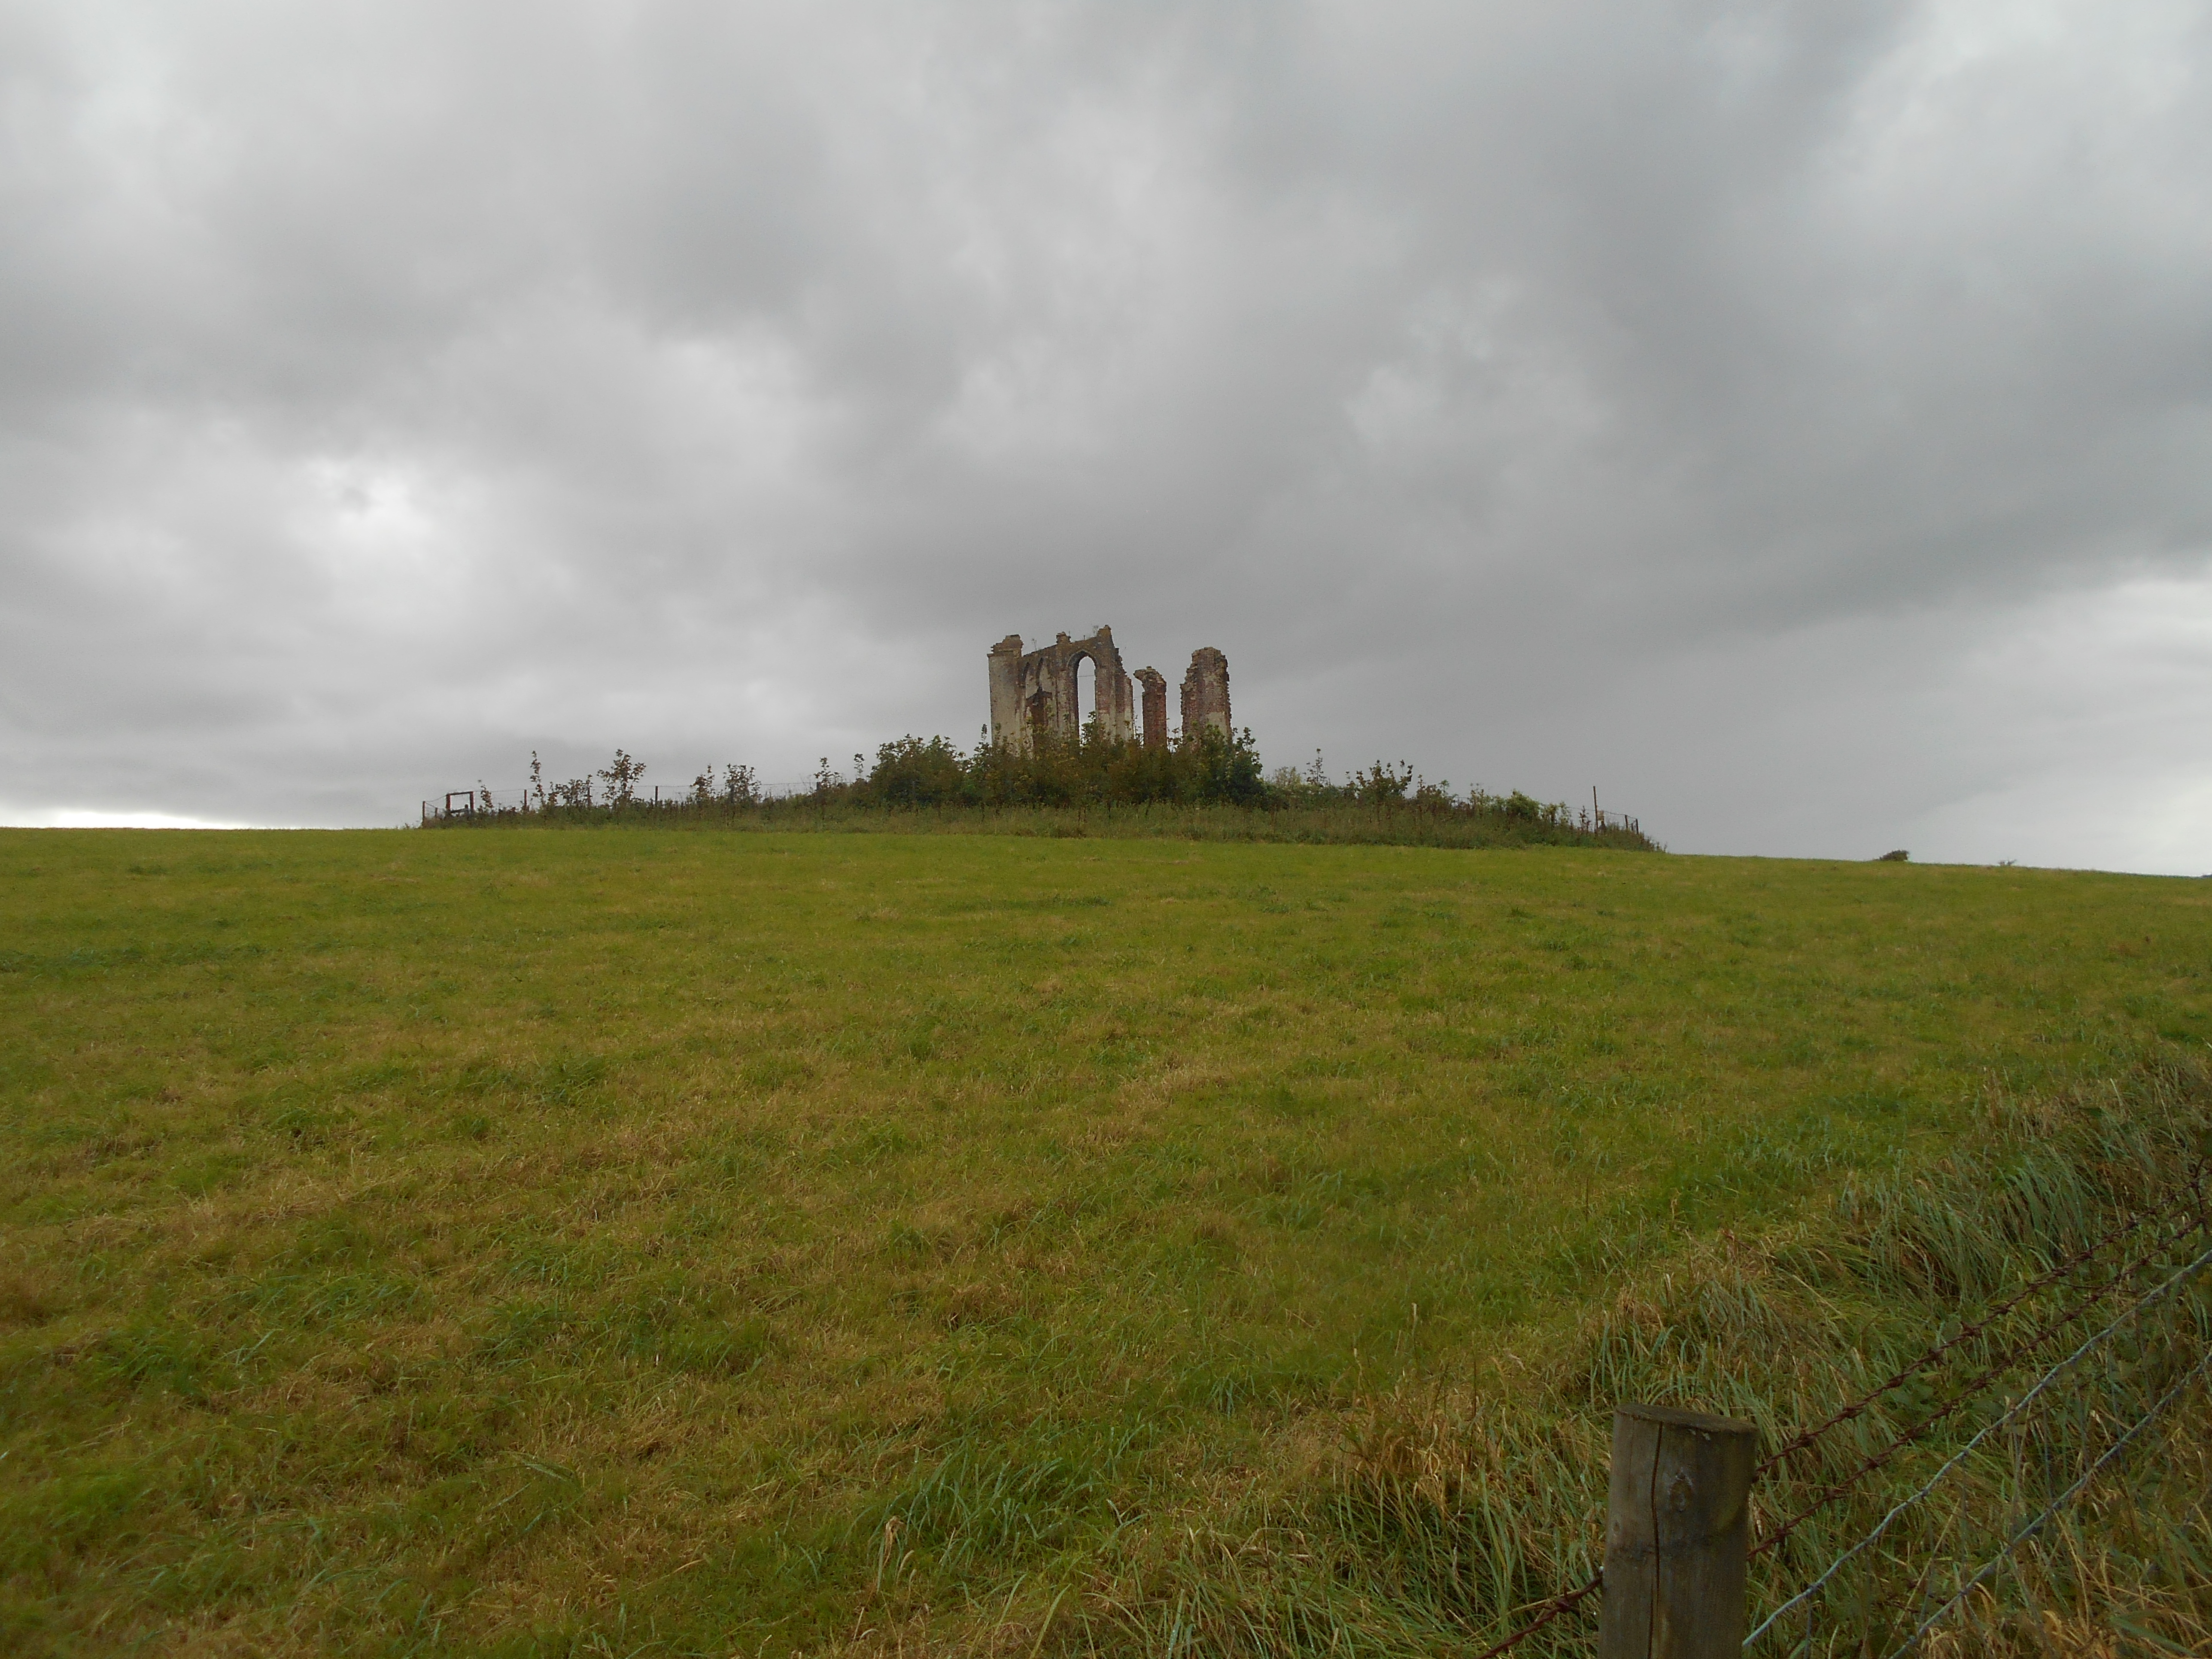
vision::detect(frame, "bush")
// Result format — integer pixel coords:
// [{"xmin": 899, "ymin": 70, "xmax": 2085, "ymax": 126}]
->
[{"xmin": 428, "ymin": 732, "xmax": 1658, "ymax": 851}]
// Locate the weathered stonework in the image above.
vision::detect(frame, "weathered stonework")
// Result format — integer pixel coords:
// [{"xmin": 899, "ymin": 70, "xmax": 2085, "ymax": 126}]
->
[
  {"xmin": 1179, "ymin": 647, "xmax": 1231, "ymax": 741},
  {"xmin": 987, "ymin": 627, "xmax": 1135, "ymax": 754},
  {"xmin": 1133, "ymin": 668, "xmax": 1168, "ymax": 750},
  {"xmin": 989, "ymin": 629, "xmax": 1229, "ymax": 752}
]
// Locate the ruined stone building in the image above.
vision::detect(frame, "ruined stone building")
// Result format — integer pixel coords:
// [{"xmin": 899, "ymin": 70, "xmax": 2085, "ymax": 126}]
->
[{"xmin": 988, "ymin": 628, "xmax": 1230, "ymax": 754}]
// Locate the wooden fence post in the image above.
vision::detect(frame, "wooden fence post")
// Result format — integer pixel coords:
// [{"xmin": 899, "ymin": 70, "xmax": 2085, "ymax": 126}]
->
[{"xmin": 1599, "ymin": 1403, "xmax": 1757, "ymax": 1659}]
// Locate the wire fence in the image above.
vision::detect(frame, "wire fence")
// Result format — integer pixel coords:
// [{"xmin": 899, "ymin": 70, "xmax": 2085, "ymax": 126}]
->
[
  {"xmin": 1744, "ymin": 1232, "xmax": 2212, "ymax": 1650},
  {"xmin": 1747, "ymin": 1200, "xmax": 2210, "ymax": 1567},
  {"xmin": 1467, "ymin": 1573, "xmax": 1604, "ymax": 1659},
  {"xmin": 1465, "ymin": 1164, "xmax": 2211, "ymax": 1657},
  {"xmin": 1875, "ymin": 1340, "xmax": 2212, "ymax": 1659},
  {"xmin": 421, "ymin": 784, "xmax": 818, "ymax": 819}
]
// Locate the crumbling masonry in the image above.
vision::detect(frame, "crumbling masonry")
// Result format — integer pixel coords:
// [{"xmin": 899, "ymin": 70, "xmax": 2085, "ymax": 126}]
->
[
  {"xmin": 1180, "ymin": 647, "xmax": 1230, "ymax": 742},
  {"xmin": 988, "ymin": 629, "xmax": 1229, "ymax": 754}
]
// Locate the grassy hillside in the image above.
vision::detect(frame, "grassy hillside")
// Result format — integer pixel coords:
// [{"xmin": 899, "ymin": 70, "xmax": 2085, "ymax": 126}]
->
[{"xmin": 1, "ymin": 830, "xmax": 2207, "ymax": 1655}]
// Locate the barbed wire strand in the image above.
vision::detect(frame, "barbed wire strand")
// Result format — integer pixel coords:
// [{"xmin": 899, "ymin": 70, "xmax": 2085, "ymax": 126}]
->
[
  {"xmin": 1876, "ymin": 1339, "xmax": 2212, "ymax": 1659},
  {"xmin": 1742, "ymin": 1235, "xmax": 2212, "ymax": 1649},
  {"xmin": 1756, "ymin": 1174, "xmax": 2203, "ymax": 1480},
  {"xmin": 1464, "ymin": 1572, "xmax": 1603, "ymax": 1659},
  {"xmin": 1749, "ymin": 1205, "xmax": 2208, "ymax": 1560}
]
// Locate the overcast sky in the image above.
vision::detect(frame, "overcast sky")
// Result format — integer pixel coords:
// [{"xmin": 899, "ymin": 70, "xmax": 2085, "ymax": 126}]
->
[{"xmin": 3, "ymin": 1, "xmax": 2208, "ymax": 869}]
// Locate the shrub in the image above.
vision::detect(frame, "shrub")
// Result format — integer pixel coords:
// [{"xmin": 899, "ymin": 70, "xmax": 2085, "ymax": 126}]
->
[{"xmin": 425, "ymin": 731, "xmax": 1656, "ymax": 850}]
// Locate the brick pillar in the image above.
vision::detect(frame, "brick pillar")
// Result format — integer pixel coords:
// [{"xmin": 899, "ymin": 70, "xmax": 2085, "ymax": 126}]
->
[{"xmin": 1135, "ymin": 668, "xmax": 1167, "ymax": 748}]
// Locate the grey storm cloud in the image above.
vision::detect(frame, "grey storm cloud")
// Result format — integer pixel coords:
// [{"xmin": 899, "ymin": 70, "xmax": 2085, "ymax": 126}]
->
[{"xmin": 3, "ymin": 0, "xmax": 2209, "ymax": 867}]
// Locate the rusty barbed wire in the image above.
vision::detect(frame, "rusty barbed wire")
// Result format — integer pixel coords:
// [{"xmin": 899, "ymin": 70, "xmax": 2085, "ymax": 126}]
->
[
  {"xmin": 1742, "ymin": 1234, "xmax": 2212, "ymax": 1648},
  {"xmin": 1750, "ymin": 1200, "xmax": 2208, "ymax": 1561},
  {"xmin": 1753, "ymin": 1186, "xmax": 2191, "ymax": 1482},
  {"xmin": 1874, "ymin": 1341, "xmax": 2212, "ymax": 1659},
  {"xmin": 1464, "ymin": 1570, "xmax": 1603, "ymax": 1659}
]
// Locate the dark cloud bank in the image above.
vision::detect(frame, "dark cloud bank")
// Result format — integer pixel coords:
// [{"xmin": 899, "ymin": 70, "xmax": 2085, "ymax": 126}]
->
[{"xmin": 3, "ymin": 1, "xmax": 2209, "ymax": 869}]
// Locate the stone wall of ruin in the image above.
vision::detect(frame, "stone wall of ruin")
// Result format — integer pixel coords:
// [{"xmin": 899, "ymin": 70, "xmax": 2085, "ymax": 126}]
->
[
  {"xmin": 986, "ymin": 627, "xmax": 1133, "ymax": 755},
  {"xmin": 989, "ymin": 629, "xmax": 1228, "ymax": 753}
]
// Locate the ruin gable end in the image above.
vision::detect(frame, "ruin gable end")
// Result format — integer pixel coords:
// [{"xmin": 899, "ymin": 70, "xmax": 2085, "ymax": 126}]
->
[{"xmin": 985, "ymin": 626, "xmax": 1134, "ymax": 754}]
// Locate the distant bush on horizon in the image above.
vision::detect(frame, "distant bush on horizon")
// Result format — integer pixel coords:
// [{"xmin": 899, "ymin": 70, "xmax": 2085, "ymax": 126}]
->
[{"xmin": 423, "ymin": 727, "xmax": 1659, "ymax": 851}]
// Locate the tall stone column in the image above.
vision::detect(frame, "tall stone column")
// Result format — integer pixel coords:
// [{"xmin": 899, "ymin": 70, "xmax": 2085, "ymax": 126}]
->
[
  {"xmin": 1179, "ymin": 648, "xmax": 1231, "ymax": 741},
  {"xmin": 1134, "ymin": 668, "xmax": 1167, "ymax": 748},
  {"xmin": 988, "ymin": 635, "xmax": 1026, "ymax": 750}
]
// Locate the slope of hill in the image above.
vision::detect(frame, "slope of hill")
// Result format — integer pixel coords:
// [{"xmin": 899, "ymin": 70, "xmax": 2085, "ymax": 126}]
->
[{"xmin": 2, "ymin": 830, "xmax": 2205, "ymax": 1655}]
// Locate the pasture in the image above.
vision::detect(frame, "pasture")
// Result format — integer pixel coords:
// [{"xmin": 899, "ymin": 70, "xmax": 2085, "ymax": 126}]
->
[{"xmin": 1, "ymin": 829, "xmax": 2206, "ymax": 1655}]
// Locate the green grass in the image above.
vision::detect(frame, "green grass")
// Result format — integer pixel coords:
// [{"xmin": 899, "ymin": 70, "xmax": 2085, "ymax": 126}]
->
[{"xmin": 1, "ymin": 828, "xmax": 2208, "ymax": 1656}]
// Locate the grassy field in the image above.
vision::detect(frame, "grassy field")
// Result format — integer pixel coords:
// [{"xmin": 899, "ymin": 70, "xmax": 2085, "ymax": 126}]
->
[{"xmin": 1, "ymin": 828, "xmax": 2208, "ymax": 1656}]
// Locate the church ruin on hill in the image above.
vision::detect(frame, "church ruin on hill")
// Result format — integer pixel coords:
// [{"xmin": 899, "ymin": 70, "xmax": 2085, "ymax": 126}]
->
[{"xmin": 988, "ymin": 628, "xmax": 1230, "ymax": 755}]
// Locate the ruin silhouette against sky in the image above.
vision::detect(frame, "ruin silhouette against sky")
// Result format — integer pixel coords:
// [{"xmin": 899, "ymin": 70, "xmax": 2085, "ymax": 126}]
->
[{"xmin": 988, "ymin": 630, "xmax": 1230, "ymax": 754}]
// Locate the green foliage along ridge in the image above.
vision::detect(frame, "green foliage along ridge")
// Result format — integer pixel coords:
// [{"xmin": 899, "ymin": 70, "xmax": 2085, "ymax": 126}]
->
[
  {"xmin": 1, "ymin": 829, "xmax": 2207, "ymax": 1655},
  {"xmin": 429, "ymin": 730, "xmax": 1659, "ymax": 850}
]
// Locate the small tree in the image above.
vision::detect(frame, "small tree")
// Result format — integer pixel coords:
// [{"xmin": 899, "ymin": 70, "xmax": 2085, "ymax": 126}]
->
[
  {"xmin": 599, "ymin": 750, "xmax": 645, "ymax": 808},
  {"xmin": 867, "ymin": 736, "xmax": 965, "ymax": 808},
  {"xmin": 1352, "ymin": 760, "xmax": 1413, "ymax": 808}
]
